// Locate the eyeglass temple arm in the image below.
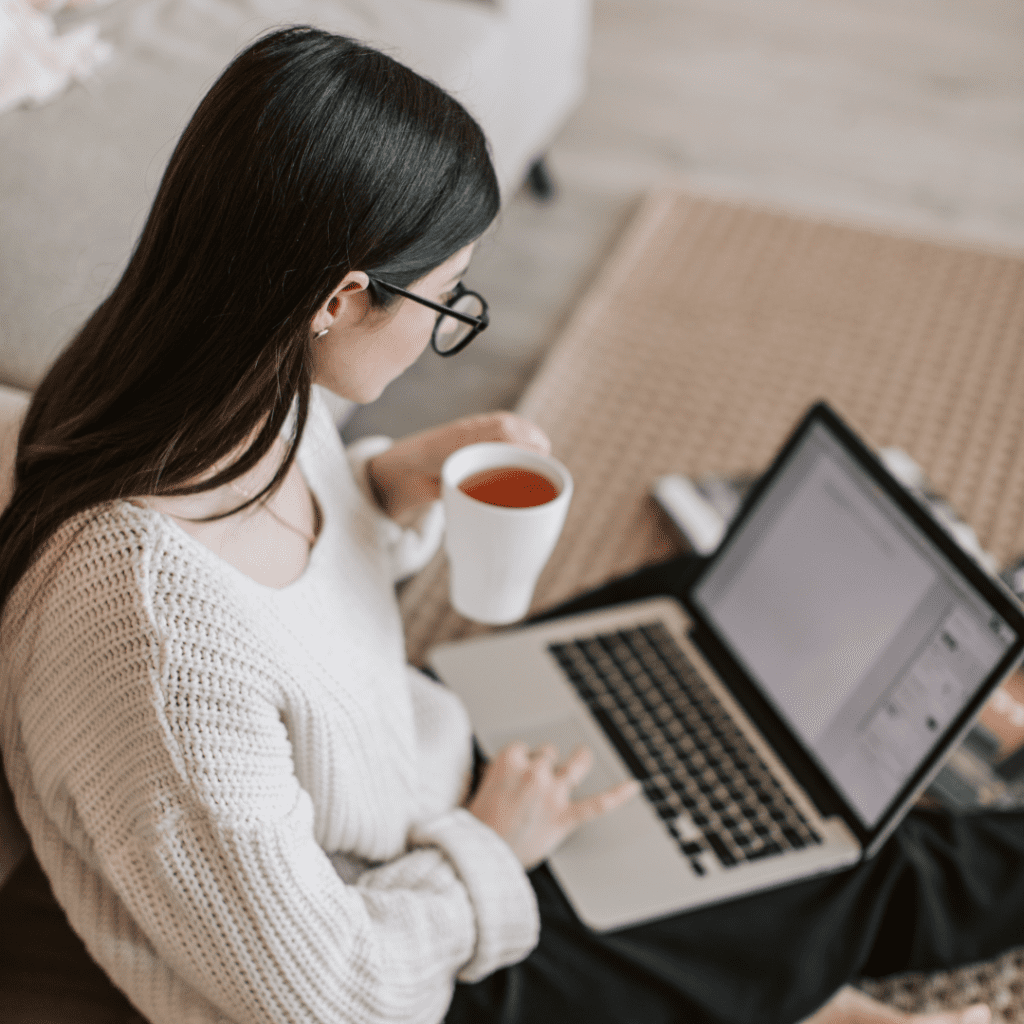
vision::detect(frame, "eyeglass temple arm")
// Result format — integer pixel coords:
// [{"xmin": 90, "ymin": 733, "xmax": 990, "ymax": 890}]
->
[{"xmin": 371, "ymin": 279, "xmax": 484, "ymax": 326}]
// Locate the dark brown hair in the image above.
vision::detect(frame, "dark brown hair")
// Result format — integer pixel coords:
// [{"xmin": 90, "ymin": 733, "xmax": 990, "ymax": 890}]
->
[{"xmin": 0, "ymin": 26, "xmax": 499, "ymax": 616}]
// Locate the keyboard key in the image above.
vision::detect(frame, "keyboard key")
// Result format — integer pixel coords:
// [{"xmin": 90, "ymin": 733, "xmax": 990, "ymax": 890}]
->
[
  {"xmin": 746, "ymin": 842, "xmax": 783, "ymax": 862},
  {"xmin": 782, "ymin": 827, "xmax": 806, "ymax": 848},
  {"xmin": 705, "ymin": 832, "xmax": 736, "ymax": 867}
]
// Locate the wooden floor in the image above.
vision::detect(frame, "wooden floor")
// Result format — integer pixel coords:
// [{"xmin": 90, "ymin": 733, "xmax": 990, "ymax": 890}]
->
[{"xmin": 342, "ymin": 0, "xmax": 1024, "ymax": 445}]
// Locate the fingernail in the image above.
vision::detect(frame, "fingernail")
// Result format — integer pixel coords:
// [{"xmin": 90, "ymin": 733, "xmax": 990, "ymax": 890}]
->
[{"xmin": 961, "ymin": 1005, "xmax": 990, "ymax": 1024}]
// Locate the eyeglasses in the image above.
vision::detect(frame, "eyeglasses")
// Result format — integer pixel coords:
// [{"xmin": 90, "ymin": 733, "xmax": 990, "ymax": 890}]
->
[{"xmin": 369, "ymin": 278, "xmax": 489, "ymax": 356}]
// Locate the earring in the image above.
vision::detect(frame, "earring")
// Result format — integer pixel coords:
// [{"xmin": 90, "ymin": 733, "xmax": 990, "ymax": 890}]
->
[{"xmin": 313, "ymin": 328, "xmax": 329, "ymax": 339}]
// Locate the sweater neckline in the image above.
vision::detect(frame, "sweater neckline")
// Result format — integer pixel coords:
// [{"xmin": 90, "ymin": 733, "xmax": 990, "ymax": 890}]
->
[{"xmin": 125, "ymin": 452, "xmax": 327, "ymax": 596}]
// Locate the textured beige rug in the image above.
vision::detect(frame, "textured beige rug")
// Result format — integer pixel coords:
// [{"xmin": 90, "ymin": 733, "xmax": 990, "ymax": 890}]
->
[{"xmin": 398, "ymin": 189, "xmax": 1024, "ymax": 1017}]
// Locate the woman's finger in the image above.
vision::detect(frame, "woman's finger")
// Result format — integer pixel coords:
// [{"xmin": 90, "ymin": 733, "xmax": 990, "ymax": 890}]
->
[
  {"xmin": 531, "ymin": 743, "xmax": 559, "ymax": 765},
  {"xmin": 555, "ymin": 745, "xmax": 594, "ymax": 790},
  {"xmin": 499, "ymin": 740, "xmax": 531, "ymax": 769},
  {"xmin": 568, "ymin": 779, "xmax": 642, "ymax": 825},
  {"xmin": 498, "ymin": 413, "xmax": 550, "ymax": 455},
  {"xmin": 453, "ymin": 412, "xmax": 550, "ymax": 455}
]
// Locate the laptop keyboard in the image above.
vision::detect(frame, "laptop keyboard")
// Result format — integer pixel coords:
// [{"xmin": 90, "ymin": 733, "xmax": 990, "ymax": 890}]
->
[{"xmin": 548, "ymin": 622, "xmax": 822, "ymax": 876}]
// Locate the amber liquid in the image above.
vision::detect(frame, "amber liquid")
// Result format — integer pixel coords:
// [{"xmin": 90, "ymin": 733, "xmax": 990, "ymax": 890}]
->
[{"xmin": 458, "ymin": 466, "xmax": 559, "ymax": 508}]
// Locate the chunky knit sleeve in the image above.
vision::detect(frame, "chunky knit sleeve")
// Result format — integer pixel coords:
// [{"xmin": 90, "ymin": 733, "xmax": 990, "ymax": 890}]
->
[
  {"xmin": 345, "ymin": 435, "xmax": 445, "ymax": 584},
  {"xmin": 105, "ymin": 778, "xmax": 537, "ymax": 1023},
  {"xmin": 2, "ymin": 512, "xmax": 537, "ymax": 1024}
]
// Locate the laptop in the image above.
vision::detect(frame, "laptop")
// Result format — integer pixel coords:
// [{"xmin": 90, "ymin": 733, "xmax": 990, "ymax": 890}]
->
[{"xmin": 427, "ymin": 402, "xmax": 1024, "ymax": 930}]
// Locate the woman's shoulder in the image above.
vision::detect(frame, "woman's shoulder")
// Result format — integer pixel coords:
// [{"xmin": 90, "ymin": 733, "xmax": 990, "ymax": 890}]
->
[
  {"xmin": 3, "ymin": 501, "xmax": 235, "ymax": 658},
  {"xmin": 3, "ymin": 503, "xmax": 302, "ymax": 843},
  {"xmin": 3, "ymin": 501, "xmax": 291, "ymax": 736},
  {"xmin": 39, "ymin": 499, "xmax": 200, "ymax": 587},
  {"xmin": 16, "ymin": 500, "xmax": 169, "ymax": 597}
]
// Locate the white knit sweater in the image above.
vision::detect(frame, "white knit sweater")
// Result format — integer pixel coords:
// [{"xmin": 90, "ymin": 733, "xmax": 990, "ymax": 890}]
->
[{"xmin": 0, "ymin": 387, "xmax": 539, "ymax": 1024}]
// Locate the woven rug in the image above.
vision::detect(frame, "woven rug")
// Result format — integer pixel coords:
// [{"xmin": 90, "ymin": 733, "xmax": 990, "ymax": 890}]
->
[
  {"xmin": 398, "ymin": 190, "xmax": 1024, "ymax": 1017},
  {"xmin": 400, "ymin": 190, "xmax": 1024, "ymax": 662}
]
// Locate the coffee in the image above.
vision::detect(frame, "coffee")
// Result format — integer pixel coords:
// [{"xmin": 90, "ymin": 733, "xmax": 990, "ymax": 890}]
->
[{"xmin": 458, "ymin": 466, "xmax": 559, "ymax": 508}]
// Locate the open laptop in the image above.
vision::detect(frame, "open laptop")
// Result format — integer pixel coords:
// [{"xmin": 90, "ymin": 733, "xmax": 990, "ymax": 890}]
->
[{"xmin": 428, "ymin": 402, "xmax": 1024, "ymax": 930}]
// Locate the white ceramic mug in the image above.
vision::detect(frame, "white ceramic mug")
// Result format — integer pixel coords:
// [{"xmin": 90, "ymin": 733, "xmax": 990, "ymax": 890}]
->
[{"xmin": 441, "ymin": 442, "xmax": 573, "ymax": 625}]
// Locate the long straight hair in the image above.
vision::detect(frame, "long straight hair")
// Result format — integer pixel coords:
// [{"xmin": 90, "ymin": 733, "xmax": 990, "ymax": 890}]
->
[{"xmin": 0, "ymin": 27, "xmax": 499, "ymax": 619}]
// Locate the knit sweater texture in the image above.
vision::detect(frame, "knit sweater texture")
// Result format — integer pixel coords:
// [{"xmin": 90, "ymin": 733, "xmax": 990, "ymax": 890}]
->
[{"xmin": 0, "ymin": 387, "xmax": 540, "ymax": 1024}]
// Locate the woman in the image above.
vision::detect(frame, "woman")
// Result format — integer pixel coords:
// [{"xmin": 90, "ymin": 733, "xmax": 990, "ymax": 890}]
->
[{"xmin": 0, "ymin": 25, "xmax": 1010, "ymax": 1024}]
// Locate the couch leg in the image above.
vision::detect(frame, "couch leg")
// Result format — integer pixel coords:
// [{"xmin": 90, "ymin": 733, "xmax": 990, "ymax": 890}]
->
[{"xmin": 525, "ymin": 158, "xmax": 557, "ymax": 202}]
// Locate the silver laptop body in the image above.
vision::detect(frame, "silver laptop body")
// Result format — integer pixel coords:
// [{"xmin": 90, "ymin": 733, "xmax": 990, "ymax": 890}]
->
[{"xmin": 428, "ymin": 404, "xmax": 1024, "ymax": 930}]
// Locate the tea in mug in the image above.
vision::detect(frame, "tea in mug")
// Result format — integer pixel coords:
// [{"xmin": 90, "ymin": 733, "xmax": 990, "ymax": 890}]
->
[{"xmin": 458, "ymin": 466, "xmax": 559, "ymax": 508}]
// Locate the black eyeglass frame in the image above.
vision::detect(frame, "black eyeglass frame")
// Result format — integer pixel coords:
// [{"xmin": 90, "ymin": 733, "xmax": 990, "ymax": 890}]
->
[{"xmin": 369, "ymin": 278, "xmax": 489, "ymax": 356}]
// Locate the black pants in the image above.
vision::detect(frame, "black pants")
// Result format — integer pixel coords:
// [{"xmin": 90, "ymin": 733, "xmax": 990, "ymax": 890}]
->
[{"xmin": 445, "ymin": 553, "xmax": 1024, "ymax": 1024}]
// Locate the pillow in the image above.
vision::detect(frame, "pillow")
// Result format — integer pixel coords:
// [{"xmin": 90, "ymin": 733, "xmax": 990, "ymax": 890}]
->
[
  {"xmin": 0, "ymin": 0, "xmax": 111, "ymax": 116},
  {"xmin": 0, "ymin": 384, "xmax": 31, "ymax": 890},
  {"xmin": 0, "ymin": 384, "xmax": 29, "ymax": 513}
]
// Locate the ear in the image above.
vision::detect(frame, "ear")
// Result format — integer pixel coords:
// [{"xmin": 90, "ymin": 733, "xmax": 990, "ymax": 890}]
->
[{"xmin": 310, "ymin": 271, "xmax": 371, "ymax": 337}]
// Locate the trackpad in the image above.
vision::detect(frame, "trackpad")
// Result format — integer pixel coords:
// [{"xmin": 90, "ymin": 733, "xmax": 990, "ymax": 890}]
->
[{"xmin": 487, "ymin": 717, "xmax": 626, "ymax": 801}]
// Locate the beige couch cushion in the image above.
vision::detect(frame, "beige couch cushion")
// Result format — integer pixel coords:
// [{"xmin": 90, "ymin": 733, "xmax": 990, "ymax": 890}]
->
[
  {"xmin": 0, "ymin": 384, "xmax": 31, "ymax": 891},
  {"xmin": 0, "ymin": 384, "xmax": 28, "ymax": 511}
]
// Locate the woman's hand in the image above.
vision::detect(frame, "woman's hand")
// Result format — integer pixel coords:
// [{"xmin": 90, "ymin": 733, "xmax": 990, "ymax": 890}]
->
[
  {"xmin": 365, "ymin": 412, "xmax": 551, "ymax": 520},
  {"xmin": 466, "ymin": 742, "xmax": 641, "ymax": 870}
]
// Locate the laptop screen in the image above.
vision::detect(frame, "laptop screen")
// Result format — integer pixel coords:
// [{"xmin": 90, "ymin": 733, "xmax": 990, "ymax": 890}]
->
[{"xmin": 691, "ymin": 420, "xmax": 1018, "ymax": 828}]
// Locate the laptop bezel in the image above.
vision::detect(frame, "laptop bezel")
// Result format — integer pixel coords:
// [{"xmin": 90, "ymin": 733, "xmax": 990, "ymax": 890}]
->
[{"xmin": 680, "ymin": 401, "xmax": 1024, "ymax": 854}]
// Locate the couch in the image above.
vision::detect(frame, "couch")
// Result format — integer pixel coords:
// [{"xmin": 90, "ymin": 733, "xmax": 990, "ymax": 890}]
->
[{"xmin": 0, "ymin": 0, "xmax": 592, "ymax": 396}]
